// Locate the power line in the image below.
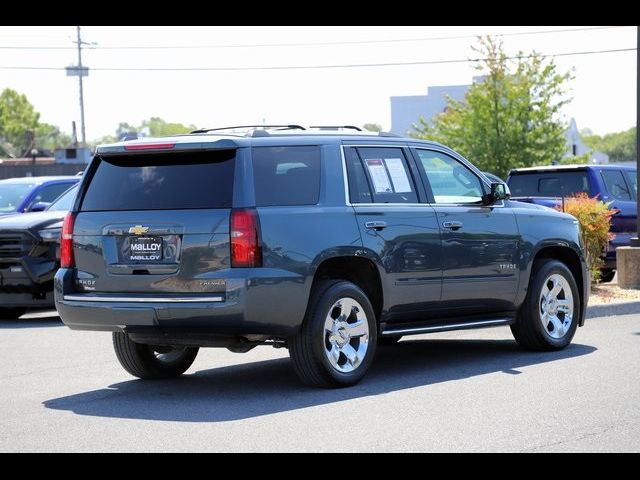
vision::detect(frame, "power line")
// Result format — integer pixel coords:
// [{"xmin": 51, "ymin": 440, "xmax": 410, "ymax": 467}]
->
[
  {"xmin": 0, "ymin": 47, "xmax": 635, "ymax": 72},
  {"xmin": 0, "ymin": 26, "xmax": 631, "ymax": 50}
]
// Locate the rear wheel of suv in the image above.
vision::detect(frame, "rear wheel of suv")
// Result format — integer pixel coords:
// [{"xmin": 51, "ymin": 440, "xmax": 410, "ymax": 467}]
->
[
  {"xmin": 0, "ymin": 308, "xmax": 26, "ymax": 320},
  {"xmin": 511, "ymin": 259, "xmax": 580, "ymax": 351},
  {"xmin": 112, "ymin": 332, "xmax": 199, "ymax": 380},
  {"xmin": 289, "ymin": 280, "xmax": 377, "ymax": 388}
]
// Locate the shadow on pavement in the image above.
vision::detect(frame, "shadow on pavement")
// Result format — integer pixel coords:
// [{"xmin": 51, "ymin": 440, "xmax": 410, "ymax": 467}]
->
[{"xmin": 44, "ymin": 339, "xmax": 596, "ymax": 423}]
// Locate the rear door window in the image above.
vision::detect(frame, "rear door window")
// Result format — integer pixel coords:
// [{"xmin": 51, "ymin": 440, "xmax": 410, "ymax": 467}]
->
[
  {"xmin": 252, "ymin": 146, "xmax": 321, "ymax": 206},
  {"xmin": 80, "ymin": 150, "xmax": 236, "ymax": 211},
  {"xmin": 355, "ymin": 147, "xmax": 418, "ymax": 204}
]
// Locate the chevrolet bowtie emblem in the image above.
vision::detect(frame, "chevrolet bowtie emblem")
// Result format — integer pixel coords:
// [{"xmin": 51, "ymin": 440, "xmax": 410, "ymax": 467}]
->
[{"xmin": 129, "ymin": 225, "xmax": 150, "ymax": 235}]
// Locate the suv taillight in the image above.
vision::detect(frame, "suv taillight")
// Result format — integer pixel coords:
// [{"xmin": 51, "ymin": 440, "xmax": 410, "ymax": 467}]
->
[
  {"xmin": 60, "ymin": 212, "xmax": 76, "ymax": 268},
  {"xmin": 230, "ymin": 209, "xmax": 262, "ymax": 268}
]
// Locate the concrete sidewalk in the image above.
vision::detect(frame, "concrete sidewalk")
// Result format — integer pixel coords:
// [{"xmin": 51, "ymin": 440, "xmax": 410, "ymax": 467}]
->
[{"xmin": 587, "ymin": 300, "xmax": 640, "ymax": 319}]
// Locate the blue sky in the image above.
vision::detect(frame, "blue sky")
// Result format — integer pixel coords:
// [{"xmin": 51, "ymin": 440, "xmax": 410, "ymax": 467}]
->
[{"xmin": 0, "ymin": 26, "xmax": 636, "ymax": 140}]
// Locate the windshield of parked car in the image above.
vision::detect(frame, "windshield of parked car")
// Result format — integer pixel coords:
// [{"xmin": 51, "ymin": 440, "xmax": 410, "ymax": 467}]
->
[
  {"xmin": 508, "ymin": 171, "xmax": 591, "ymax": 197},
  {"xmin": 48, "ymin": 185, "xmax": 78, "ymax": 212},
  {"xmin": 0, "ymin": 183, "xmax": 35, "ymax": 213}
]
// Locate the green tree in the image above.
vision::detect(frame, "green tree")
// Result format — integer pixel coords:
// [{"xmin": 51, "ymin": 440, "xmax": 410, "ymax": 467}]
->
[
  {"xmin": 583, "ymin": 127, "xmax": 636, "ymax": 163},
  {"xmin": 363, "ymin": 123, "xmax": 382, "ymax": 132},
  {"xmin": 140, "ymin": 117, "xmax": 195, "ymax": 136},
  {"xmin": 413, "ymin": 37, "xmax": 572, "ymax": 178},
  {"xmin": 0, "ymin": 88, "xmax": 41, "ymax": 157},
  {"xmin": 91, "ymin": 117, "xmax": 196, "ymax": 148},
  {"xmin": 116, "ymin": 122, "xmax": 136, "ymax": 139},
  {"xmin": 35, "ymin": 123, "xmax": 72, "ymax": 151}
]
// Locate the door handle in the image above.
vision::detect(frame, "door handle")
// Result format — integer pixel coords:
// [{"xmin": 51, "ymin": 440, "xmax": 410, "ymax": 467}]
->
[
  {"xmin": 365, "ymin": 221, "xmax": 387, "ymax": 231},
  {"xmin": 442, "ymin": 221, "xmax": 463, "ymax": 231}
]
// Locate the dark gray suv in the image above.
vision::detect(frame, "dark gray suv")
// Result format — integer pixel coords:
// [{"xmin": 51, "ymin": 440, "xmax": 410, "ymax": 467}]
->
[{"xmin": 55, "ymin": 125, "xmax": 589, "ymax": 388}]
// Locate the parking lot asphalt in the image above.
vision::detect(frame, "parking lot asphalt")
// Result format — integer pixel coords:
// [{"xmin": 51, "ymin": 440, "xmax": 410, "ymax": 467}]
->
[{"xmin": 1, "ymin": 310, "xmax": 639, "ymax": 452}]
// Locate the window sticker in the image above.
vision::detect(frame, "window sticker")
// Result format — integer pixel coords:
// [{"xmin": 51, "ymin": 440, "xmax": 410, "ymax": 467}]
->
[
  {"xmin": 365, "ymin": 159, "xmax": 392, "ymax": 193},
  {"xmin": 384, "ymin": 158, "xmax": 412, "ymax": 193}
]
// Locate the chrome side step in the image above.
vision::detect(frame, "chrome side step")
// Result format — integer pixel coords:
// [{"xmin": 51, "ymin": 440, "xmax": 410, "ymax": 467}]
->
[{"xmin": 381, "ymin": 317, "xmax": 513, "ymax": 336}]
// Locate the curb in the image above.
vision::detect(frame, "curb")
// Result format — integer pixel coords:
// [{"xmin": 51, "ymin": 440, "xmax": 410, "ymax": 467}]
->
[{"xmin": 586, "ymin": 301, "xmax": 640, "ymax": 319}]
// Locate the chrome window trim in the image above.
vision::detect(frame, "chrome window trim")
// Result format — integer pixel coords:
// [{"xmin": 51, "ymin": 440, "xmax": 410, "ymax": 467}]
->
[{"xmin": 63, "ymin": 295, "xmax": 224, "ymax": 303}]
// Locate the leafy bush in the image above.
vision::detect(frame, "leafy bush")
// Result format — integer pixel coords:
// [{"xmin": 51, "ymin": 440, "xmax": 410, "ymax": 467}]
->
[{"xmin": 556, "ymin": 193, "xmax": 616, "ymax": 283}]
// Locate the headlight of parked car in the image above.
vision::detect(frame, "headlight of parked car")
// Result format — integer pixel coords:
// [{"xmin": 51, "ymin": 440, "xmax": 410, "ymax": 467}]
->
[{"xmin": 39, "ymin": 228, "xmax": 62, "ymax": 243}]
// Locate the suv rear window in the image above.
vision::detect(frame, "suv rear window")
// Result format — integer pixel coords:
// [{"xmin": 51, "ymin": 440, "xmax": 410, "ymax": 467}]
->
[
  {"xmin": 252, "ymin": 146, "xmax": 321, "ymax": 206},
  {"xmin": 508, "ymin": 171, "xmax": 591, "ymax": 197},
  {"xmin": 80, "ymin": 151, "xmax": 235, "ymax": 211}
]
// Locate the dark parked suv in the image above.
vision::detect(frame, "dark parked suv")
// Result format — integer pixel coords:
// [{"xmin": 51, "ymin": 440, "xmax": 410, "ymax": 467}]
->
[{"xmin": 56, "ymin": 126, "xmax": 589, "ymax": 388}]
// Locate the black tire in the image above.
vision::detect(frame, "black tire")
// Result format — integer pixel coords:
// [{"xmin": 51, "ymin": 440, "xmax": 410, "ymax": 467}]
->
[
  {"xmin": 289, "ymin": 280, "xmax": 377, "ymax": 388},
  {"xmin": 112, "ymin": 332, "xmax": 199, "ymax": 380},
  {"xmin": 511, "ymin": 259, "xmax": 580, "ymax": 351},
  {"xmin": 600, "ymin": 269, "xmax": 615, "ymax": 283},
  {"xmin": 0, "ymin": 308, "xmax": 26, "ymax": 320},
  {"xmin": 378, "ymin": 336, "xmax": 402, "ymax": 346}
]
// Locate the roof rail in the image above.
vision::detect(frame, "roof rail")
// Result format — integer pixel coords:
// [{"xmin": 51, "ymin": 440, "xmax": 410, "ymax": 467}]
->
[
  {"xmin": 191, "ymin": 125, "xmax": 305, "ymax": 134},
  {"xmin": 309, "ymin": 125, "xmax": 362, "ymax": 131},
  {"xmin": 378, "ymin": 131, "xmax": 402, "ymax": 137}
]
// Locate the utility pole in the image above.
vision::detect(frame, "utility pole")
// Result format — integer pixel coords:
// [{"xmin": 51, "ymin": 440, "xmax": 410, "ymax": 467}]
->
[
  {"xmin": 76, "ymin": 26, "xmax": 87, "ymax": 146},
  {"xmin": 633, "ymin": 25, "xmax": 640, "ymax": 247}
]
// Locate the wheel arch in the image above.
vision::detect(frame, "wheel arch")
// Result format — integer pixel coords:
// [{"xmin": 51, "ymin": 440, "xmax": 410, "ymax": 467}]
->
[
  {"xmin": 531, "ymin": 245, "xmax": 587, "ymax": 327},
  {"xmin": 309, "ymin": 255, "xmax": 384, "ymax": 326}
]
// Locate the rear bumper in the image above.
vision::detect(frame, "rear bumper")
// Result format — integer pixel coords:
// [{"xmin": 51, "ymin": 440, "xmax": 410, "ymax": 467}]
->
[{"xmin": 54, "ymin": 267, "xmax": 309, "ymax": 337}]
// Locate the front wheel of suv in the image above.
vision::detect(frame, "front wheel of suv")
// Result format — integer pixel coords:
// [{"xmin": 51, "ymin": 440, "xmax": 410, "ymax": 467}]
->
[
  {"xmin": 289, "ymin": 280, "xmax": 377, "ymax": 388},
  {"xmin": 511, "ymin": 259, "xmax": 580, "ymax": 351},
  {"xmin": 112, "ymin": 332, "xmax": 199, "ymax": 380}
]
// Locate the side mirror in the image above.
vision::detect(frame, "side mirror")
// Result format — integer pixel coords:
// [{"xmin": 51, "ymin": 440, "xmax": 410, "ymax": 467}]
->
[
  {"xmin": 29, "ymin": 202, "xmax": 52, "ymax": 212},
  {"xmin": 490, "ymin": 183, "xmax": 510, "ymax": 203}
]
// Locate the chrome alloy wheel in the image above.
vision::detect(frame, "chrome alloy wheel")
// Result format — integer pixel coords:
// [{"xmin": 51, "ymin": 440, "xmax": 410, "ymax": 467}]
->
[
  {"xmin": 323, "ymin": 297, "xmax": 370, "ymax": 373},
  {"xmin": 539, "ymin": 273, "xmax": 574, "ymax": 339}
]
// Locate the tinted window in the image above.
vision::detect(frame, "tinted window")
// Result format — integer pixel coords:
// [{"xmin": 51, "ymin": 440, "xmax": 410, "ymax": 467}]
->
[
  {"xmin": 623, "ymin": 170, "xmax": 637, "ymax": 198},
  {"xmin": 357, "ymin": 147, "xmax": 418, "ymax": 204},
  {"xmin": 252, "ymin": 146, "xmax": 321, "ymax": 206},
  {"xmin": 508, "ymin": 171, "xmax": 591, "ymax": 197},
  {"xmin": 81, "ymin": 151, "xmax": 235, "ymax": 211},
  {"xmin": 49, "ymin": 186, "xmax": 78, "ymax": 212},
  {"xmin": 31, "ymin": 183, "xmax": 74, "ymax": 206},
  {"xmin": 417, "ymin": 150, "xmax": 483, "ymax": 204},
  {"xmin": 601, "ymin": 170, "xmax": 632, "ymax": 200},
  {"xmin": 345, "ymin": 147, "xmax": 373, "ymax": 204},
  {"xmin": 0, "ymin": 183, "xmax": 33, "ymax": 213}
]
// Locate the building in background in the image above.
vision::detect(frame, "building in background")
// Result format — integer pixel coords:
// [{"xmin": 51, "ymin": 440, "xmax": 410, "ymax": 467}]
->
[
  {"xmin": 564, "ymin": 118, "xmax": 609, "ymax": 164},
  {"xmin": 390, "ymin": 82, "xmax": 471, "ymax": 137},
  {"xmin": 54, "ymin": 147, "xmax": 92, "ymax": 164},
  {"xmin": 390, "ymin": 79, "xmax": 609, "ymax": 164}
]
